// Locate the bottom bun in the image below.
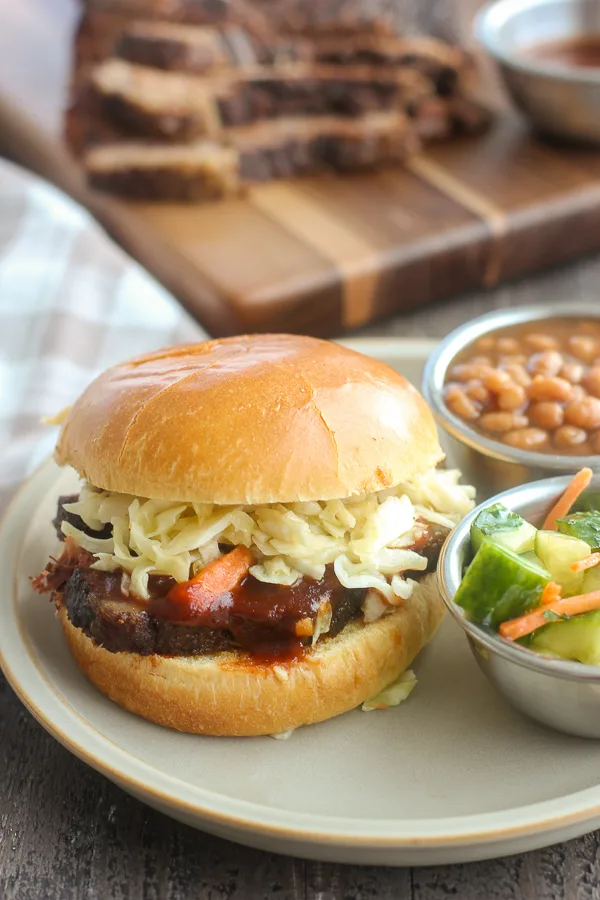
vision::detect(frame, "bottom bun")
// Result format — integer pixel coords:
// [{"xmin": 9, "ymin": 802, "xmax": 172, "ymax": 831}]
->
[{"xmin": 58, "ymin": 573, "xmax": 444, "ymax": 736}]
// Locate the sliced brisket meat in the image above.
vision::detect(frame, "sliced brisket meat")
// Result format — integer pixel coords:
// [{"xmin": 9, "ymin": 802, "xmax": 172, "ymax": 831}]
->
[
  {"xmin": 83, "ymin": 112, "xmax": 416, "ymax": 199},
  {"xmin": 45, "ymin": 494, "xmax": 449, "ymax": 658},
  {"xmin": 64, "ymin": 567, "xmax": 235, "ymax": 655},
  {"xmin": 60, "ymin": 564, "xmax": 366, "ymax": 657},
  {"xmin": 90, "ymin": 58, "xmax": 432, "ymax": 141},
  {"xmin": 53, "ymin": 494, "xmax": 113, "ymax": 542},
  {"xmin": 84, "ymin": 139, "xmax": 240, "ymax": 201},
  {"xmin": 116, "ymin": 21, "xmax": 310, "ymax": 73}
]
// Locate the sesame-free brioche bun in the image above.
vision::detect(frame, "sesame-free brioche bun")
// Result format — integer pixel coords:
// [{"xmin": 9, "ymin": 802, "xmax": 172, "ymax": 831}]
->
[
  {"xmin": 58, "ymin": 574, "xmax": 443, "ymax": 736},
  {"xmin": 55, "ymin": 334, "xmax": 443, "ymax": 505}
]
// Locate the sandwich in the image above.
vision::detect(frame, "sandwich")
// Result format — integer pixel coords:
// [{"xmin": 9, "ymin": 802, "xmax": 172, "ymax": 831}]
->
[{"xmin": 33, "ymin": 334, "xmax": 474, "ymax": 736}]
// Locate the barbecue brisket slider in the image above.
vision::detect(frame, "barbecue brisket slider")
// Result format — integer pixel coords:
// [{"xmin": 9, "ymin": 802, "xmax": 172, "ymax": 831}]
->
[{"xmin": 34, "ymin": 335, "xmax": 474, "ymax": 736}]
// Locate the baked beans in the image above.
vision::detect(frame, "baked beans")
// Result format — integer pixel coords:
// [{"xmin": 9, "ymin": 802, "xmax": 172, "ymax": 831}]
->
[
  {"xmin": 478, "ymin": 412, "xmax": 528, "ymax": 432},
  {"xmin": 564, "ymin": 396, "xmax": 600, "ymax": 430},
  {"xmin": 560, "ymin": 361, "xmax": 584, "ymax": 384},
  {"xmin": 503, "ymin": 363, "xmax": 532, "ymax": 387},
  {"xmin": 554, "ymin": 425, "xmax": 589, "ymax": 450},
  {"xmin": 498, "ymin": 384, "xmax": 527, "ymax": 411},
  {"xmin": 503, "ymin": 428, "xmax": 549, "ymax": 450},
  {"xmin": 496, "ymin": 337, "xmax": 521, "ymax": 355},
  {"xmin": 464, "ymin": 380, "xmax": 490, "ymax": 404},
  {"xmin": 527, "ymin": 376, "xmax": 572, "ymax": 403},
  {"xmin": 448, "ymin": 363, "xmax": 495, "ymax": 383},
  {"xmin": 484, "ymin": 370, "xmax": 512, "ymax": 393},
  {"xmin": 443, "ymin": 318, "xmax": 600, "ymax": 455},
  {"xmin": 444, "ymin": 384, "xmax": 479, "ymax": 420},
  {"xmin": 583, "ymin": 367, "xmax": 600, "ymax": 398},
  {"xmin": 523, "ymin": 333, "xmax": 559, "ymax": 352},
  {"xmin": 504, "ymin": 354, "xmax": 530, "ymax": 366},
  {"xmin": 475, "ymin": 336, "xmax": 496, "ymax": 352},
  {"xmin": 527, "ymin": 351, "xmax": 564, "ymax": 377},
  {"xmin": 529, "ymin": 401, "xmax": 564, "ymax": 430},
  {"xmin": 567, "ymin": 335, "xmax": 599, "ymax": 364}
]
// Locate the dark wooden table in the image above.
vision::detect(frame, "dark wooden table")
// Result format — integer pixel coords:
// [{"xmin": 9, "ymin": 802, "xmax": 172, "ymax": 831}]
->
[{"xmin": 4, "ymin": 277, "xmax": 600, "ymax": 900}]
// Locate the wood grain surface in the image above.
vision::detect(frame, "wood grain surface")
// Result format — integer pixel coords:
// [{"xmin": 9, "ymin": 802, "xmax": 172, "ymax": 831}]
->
[
  {"xmin": 52, "ymin": 0, "xmax": 600, "ymax": 338},
  {"xmin": 4, "ymin": 277, "xmax": 600, "ymax": 900},
  {"xmin": 127, "ymin": 120, "xmax": 600, "ymax": 336}
]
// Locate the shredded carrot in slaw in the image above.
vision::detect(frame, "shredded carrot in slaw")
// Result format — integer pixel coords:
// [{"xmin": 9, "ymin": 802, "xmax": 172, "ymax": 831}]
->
[
  {"xmin": 570, "ymin": 553, "xmax": 600, "ymax": 574},
  {"xmin": 167, "ymin": 545, "xmax": 253, "ymax": 610},
  {"xmin": 500, "ymin": 590, "xmax": 600, "ymax": 641},
  {"xmin": 539, "ymin": 581, "xmax": 562, "ymax": 606},
  {"xmin": 542, "ymin": 468, "xmax": 593, "ymax": 531}
]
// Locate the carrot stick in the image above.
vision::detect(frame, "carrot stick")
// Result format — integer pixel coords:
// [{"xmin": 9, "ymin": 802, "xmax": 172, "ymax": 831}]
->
[
  {"xmin": 542, "ymin": 468, "xmax": 593, "ymax": 530},
  {"xmin": 539, "ymin": 581, "xmax": 562, "ymax": 605},
  {"xmin": 499, "ymin": 590, "xmax": 600, "ymax": 641},
  {"xmin": 571, "ymin": 553, "xmax": 600, "ymax": 573},
  {"xmin": 168, "ymin": 545, "xmax": 253, "ymax": 608}
]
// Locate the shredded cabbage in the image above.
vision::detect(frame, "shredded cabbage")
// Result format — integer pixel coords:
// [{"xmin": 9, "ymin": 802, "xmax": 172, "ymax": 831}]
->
[
  {"xmin": 362, "ymin": 670, "xmax": 417, "ymax": 711},
  {"xmin": 62, "ymin": 468, "xmax": 474, "ymax": 610}
]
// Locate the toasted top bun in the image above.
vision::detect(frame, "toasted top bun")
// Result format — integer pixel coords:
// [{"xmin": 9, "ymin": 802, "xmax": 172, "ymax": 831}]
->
[{"xmin": 55, "ymin": 334, "xmax": 443, "ymax": 505}]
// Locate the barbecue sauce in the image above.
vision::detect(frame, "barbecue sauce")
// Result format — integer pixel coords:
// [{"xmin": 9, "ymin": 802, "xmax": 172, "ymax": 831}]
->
[
  {"xmin": 522, "ymin": 35, "xmax": 600, "ymax": 69},
  {"xmin": 35, "ymin": 542, "xmax": 365, "ymax": 662},
  {"xmin": 145, "ymin": 566, "xmax": 357, "ymax": 662}
]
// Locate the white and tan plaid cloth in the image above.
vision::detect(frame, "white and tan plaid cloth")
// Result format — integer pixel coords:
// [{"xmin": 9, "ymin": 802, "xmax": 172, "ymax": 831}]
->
[{"xmin": 0, "ymin": 158, "xmax": 208, "ymax": 511}]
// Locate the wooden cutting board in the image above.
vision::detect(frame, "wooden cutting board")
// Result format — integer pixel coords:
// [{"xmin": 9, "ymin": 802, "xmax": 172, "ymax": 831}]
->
[
  {"xmin": 3, "ymin": 0, "xmax": 600, "ymax": 337},
  {"xmin": 3, "ymin": 81, "xmax": 600, "ymax": 338},
  {"xmin": 96, "ymin": 114, "xmax": 600, "ymax": 336}
]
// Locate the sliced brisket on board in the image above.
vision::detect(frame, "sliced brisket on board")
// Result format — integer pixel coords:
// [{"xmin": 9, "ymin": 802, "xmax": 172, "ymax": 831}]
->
[
  {"xmin": 91, "ymin": 58, "xmax": 433, "ymax": 140},
  {"xmin": 84, "ymin": 111, "xmax": 416, "ymax": 200},
  {"xmin": 249, "ymin": 0, "xmax": 397, "ymax": 36},
  {"xmin": 116, "ymin": 20, "xmax": 311, "ymax": 73},
  {"xmin": 84, "ymin": 139, "xmax": 239, "ymax": 201},
  {"xmin": 310, "ymin": 35, "xmax": 474, "ymax": 96},
  {"xmin": 81, "ymin": 0, "xmax": 274, "ymax": 34},
  {"xmin": 67, "ymin": 2, "xmax": 491, "ymax": 204}
]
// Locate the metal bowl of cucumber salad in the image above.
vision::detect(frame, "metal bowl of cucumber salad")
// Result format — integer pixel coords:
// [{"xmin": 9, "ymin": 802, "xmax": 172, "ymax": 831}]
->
[{"xmin": 438, "ymin": 467, "xmax": 600, "ymax": 738}]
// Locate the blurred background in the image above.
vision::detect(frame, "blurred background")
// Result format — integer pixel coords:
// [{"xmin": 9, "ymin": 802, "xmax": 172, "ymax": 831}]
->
[
  {"xmin": 0, "ymin": 0, "xmax": 599, "ymax": 341},
  {"xmin": 0, "ymin": 1, "xmax": 481, "ymax": 134},
  {"xmin": 0, "ymin": 0, "xmax": 506, "ymax": 339}
]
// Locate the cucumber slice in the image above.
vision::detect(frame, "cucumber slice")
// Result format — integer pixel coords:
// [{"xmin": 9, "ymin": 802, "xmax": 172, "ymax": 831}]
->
[
  {"xmin": 583, "ymin": 565, "xmax": 600, "ymax": 594},
  {"xmin": 470, "ymin": 503, "xmax": 536, "ymax": 555},
  {"xmin": 521, "ymin": 550, "xmax": 544, "ymax": 567},
  {"xmin": 534, "ymin": 531, "xmax": 591, "ymax": 596},
  {"xmin": 528, "ymin": 609, "xmax": 600, "ymax": 665},
  {"xmin": 570, "ymin": 491, "xmax": 600, "ymax": 514},
  {"xmin": 556, "ymin": 512, "xmax": 600, "ymax": 549},
  {"xmin": 454, "ymin": 540, "xmax": 550, "ymax": 628}
]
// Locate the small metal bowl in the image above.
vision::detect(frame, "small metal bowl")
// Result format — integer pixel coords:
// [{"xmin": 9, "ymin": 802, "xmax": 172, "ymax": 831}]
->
[
  {"xmin": 439, "ymin": 472, "xmax": 600, "ymax": 738},
  {"xmin": 421, "ymin": 302, "xmax": 600, "ymax": 501},
  {"xmin": 476, "ymin": 0, "xmax": 600, "ymax": 144}
]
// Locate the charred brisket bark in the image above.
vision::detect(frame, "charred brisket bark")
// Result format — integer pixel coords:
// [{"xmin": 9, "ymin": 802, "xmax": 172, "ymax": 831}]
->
[
  {"xmin": 84, "ymin": 112, "xmax": 417, "ymax": 199},
  {"xmin": 61, "ymin": 565, "xmax": 366, "ymax": 656},
  {"xmin": 91, "ymin": 58, "xmax": 433, "ymax": 140},
  {"xmin": 116, "ymin": 20, "xmax": 311, "ymax": 73}
]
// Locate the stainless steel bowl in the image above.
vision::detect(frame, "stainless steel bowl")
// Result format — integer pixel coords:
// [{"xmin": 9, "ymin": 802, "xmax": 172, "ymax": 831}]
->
[
  {"xmin": 439, "ymin": 472, "xmax": 600, "ymax": 738},
  {"xmin": 476, "ymin": 0, "xmax": 600, "ymax": 144},
  {"xmin": 421, "ymin": 303, "xmax": 600, "ymax": 501}
]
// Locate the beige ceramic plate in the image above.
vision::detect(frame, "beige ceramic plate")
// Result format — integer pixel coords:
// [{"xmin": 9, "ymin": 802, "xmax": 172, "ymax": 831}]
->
[{"xmin": 3, "ymin": 338, "xmax": 600, "ymax": 867}]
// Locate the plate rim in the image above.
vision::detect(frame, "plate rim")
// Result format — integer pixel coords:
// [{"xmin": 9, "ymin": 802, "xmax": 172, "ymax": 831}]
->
[{"xmin": 3, "ymin": 336, "xmax": 600, "ymax": 858}]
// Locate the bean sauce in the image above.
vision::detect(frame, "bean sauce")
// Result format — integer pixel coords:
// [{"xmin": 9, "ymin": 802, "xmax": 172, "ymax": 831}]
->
[{"xmin": 443, "ymin": 319, "xmax": 600, "ymax": 455}]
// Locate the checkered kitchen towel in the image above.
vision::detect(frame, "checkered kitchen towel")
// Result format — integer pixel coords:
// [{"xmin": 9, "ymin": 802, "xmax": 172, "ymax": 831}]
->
[{"xmin": 0, "ymin": 157, "xmax": 208, "ymax": 512}]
